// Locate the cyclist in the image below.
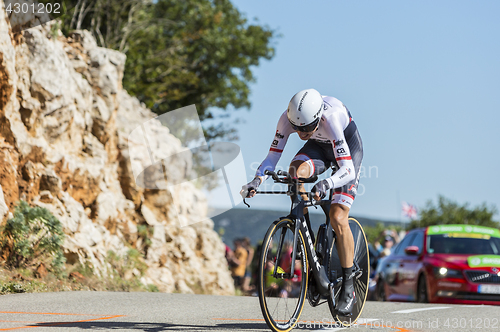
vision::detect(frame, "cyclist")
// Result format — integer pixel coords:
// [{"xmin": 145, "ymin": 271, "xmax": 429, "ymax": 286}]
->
[{"xmin": 240, "ymin": 88, "xmax": 363, "ymax": 316}]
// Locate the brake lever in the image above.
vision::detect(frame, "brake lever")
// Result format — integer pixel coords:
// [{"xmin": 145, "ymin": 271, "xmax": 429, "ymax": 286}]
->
[{"xmin": 309, "ymin": 193, "xmax": 319, "ymax": 209}]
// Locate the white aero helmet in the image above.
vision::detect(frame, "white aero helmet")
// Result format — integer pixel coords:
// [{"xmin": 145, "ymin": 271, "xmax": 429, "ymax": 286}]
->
[{"xmin": 287, "ymin": 88, "xmax": 324, "ymax": 132}]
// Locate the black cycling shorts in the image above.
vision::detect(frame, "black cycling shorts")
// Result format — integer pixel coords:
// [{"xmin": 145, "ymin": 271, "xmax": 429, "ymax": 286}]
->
[{"xmin": 291, "ymin": 126, "xmax": 363, "ymax": 207}]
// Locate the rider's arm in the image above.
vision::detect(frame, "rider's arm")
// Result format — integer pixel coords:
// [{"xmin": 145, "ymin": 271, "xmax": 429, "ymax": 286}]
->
[
  {"xmin": 323, "ymin": 111, "xmax": 356, "ymax": 189},
  {"xmin": 255, "ymin": 111, "xmax": 293, "ymax": 181}
]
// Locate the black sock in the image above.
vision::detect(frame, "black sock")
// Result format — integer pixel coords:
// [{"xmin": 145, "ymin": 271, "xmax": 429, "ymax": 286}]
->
[
  {"xmin": 342, "ymin": 266, "xmax": 354, "ymax": 288},
  {"xmin": 304, "ymin": 212, "xmax": 315, "ymax": 244}
]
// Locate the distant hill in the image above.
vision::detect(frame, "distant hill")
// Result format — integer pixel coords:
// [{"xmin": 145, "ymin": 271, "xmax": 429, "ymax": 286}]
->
[{"xmin": 211, "ymin": 207, "xmax": 401, "ymax": 247}]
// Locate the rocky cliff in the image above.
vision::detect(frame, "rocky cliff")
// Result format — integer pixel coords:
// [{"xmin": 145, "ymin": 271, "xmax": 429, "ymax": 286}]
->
[{"xmin": 0, "ymin": 1, "xmax": 234, "ymax": 295}]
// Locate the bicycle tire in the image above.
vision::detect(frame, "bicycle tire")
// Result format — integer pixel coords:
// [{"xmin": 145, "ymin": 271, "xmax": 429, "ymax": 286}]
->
[
  {"xmin": 327, "ymin": 218, "xmax": 370, "ymax": 327},
  {"xmin": 258, "ymin": 218, "xmax": 309, "ymax": 332}
]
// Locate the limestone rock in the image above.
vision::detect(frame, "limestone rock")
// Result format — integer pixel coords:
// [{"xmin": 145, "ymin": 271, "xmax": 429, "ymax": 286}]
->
[
  {"xmin": 0, "ymin": 185, "xmax": 8, "ymax": 219},
  {"xmin": 0, "ymin": 5, "xmax": 234, "ymax": 295}
]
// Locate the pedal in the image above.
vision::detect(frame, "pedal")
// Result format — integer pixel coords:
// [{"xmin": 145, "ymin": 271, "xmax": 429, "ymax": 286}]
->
[{"xmin": 353, "ymin": 267, "xmax": 363, "ymax": 280}]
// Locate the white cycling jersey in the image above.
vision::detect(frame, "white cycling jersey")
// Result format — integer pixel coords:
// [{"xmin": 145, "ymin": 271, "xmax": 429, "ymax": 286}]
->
[{"xmin": 256, "ymin": 96, "xmax": 356, "ymax": 190}]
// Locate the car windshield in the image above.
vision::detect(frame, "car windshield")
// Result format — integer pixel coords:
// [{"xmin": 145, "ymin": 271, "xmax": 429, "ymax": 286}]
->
[{"xmin": 428, "ymin": 234, "xmax": 500, "ymax": 255}]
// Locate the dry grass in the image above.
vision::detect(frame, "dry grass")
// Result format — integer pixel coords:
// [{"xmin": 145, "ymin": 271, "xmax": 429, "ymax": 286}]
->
[{"xmin": 0, "ymin": 252, "xmax": 159, "ymax": 295}]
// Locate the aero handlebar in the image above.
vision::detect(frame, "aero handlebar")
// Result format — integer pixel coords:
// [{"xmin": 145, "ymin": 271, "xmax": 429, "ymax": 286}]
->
[
  {"xmin": 242, "ymin": 170, "xmax": 325, "ymax": 208},
  {"xmin": 264, "ymin": 170, "xmax": 318, "ymax": 184}
]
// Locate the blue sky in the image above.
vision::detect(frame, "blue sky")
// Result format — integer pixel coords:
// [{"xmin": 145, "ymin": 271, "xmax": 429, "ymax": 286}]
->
[{"xmin": 206, "ymin": 0, "xmax": 500, "ymax": 222}]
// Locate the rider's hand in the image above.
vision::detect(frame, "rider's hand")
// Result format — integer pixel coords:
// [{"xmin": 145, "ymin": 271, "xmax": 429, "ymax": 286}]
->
[
  {"xmin": 311, "ymin": 179, "xmax": 330, "ymax": 201},
  {"xmin": 240, "ymin": 177, "xmax": 261, "ymax": 198}
]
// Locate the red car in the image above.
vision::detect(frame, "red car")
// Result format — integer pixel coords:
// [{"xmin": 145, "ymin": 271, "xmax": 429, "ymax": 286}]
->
[{"xmin": 373, "ymin": 224, "xmax": 500, "ymax": 305}]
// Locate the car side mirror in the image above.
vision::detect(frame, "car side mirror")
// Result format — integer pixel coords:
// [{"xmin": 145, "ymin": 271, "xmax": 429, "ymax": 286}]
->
[{"xmin": 404, "ymin": 245, "xmax": 419, "ymax": 255}]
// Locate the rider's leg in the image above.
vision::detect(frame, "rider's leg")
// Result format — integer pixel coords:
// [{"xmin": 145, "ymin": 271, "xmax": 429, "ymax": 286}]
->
[
  {"xmin": 288, "ymin": 160, "xmax": 314, "ymax": 243},
  {"xmin": 329, "ymin": 203, "xmax": 356, "ymax": 315},
  {"xmin": 288, "ymin": 160, "xmax": 311, "ymax": 202},
  {"xmin": 329, "ymin": 203, "xmax": 354, "ymax": 268}
]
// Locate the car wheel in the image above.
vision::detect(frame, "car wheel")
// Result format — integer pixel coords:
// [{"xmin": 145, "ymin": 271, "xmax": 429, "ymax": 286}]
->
[
  {"xmin": 417, "ymin": 275, "xmax": 428, "ymax": 303},
  {"xmin": 376, "ymin": 278, "xmax": 386, "ymax": 301}
]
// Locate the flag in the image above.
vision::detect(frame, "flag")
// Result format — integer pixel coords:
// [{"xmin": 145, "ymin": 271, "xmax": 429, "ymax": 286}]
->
[{"xmin": 402, "ymin": 201, "xmax": 418, "ymax": 219}]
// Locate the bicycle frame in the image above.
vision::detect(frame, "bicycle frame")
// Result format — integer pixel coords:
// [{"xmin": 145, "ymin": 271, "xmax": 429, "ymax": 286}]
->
[
  {"xmin": 288, "ymin": 186, "xmax": 334, "ymax": 297},
  {"xmin": 250, "ymin": 170, "xmax": 338, "ymax": 298},
  {"xmin": 254, "ymin": 170, "xmax": 370, "ymax": 330}
]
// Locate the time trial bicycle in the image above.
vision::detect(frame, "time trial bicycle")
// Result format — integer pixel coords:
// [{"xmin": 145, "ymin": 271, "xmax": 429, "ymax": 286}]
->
[{"xmin": 246, "ymin": 169, "xmax": 369, "ymax": 332}]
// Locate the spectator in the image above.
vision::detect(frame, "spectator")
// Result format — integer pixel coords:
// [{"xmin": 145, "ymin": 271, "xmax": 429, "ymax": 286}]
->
[
  {"xmin": 231, "ymin": 238, "xmax": 248, "ymax": 290},
  {"xmin": 279, "ymin": 242, "xmax": 293, "ymax": 273},
  {"xmin": 286, "ymin": 257, "xmax": 303, "ymax": 298},
  {"xmin": 264, "ymin": 260, "xmax": 281, "ymax": 296},
  {"xmin": 241, "ymin": 237, "xmax": 255, "ymax": 294},
  {"xmin": 374, "ymin": 229, "xmax": 400, "ymax": 258},
  {"xmin": 225, "ymin": 243, "xmax": 238, "ymax": 268},
  {"xmin": 277, "ymin": 242, "xmax": 303, "ymax": 298},
  {"xmin": 379, "ymin": 236, "xmax": 394, "ymax": 257}
]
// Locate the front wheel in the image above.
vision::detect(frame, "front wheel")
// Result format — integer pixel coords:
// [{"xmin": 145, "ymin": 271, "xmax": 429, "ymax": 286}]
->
[
  {"xmin": 258, "ymin": 218, "xmax": 309, "ymax": 332},
  {"xmin": 417, "ymin": 275, "xmax": 428, "ymax": 303},
  {"xmin": 327, "ymin": 218, "xmax": 370, "ymax": 327}
]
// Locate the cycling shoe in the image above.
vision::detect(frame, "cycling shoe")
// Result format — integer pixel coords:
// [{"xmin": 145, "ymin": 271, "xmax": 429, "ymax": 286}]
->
[{"xmin": 336, "ymin": 284, "xmax": 356, "ymax": 316}]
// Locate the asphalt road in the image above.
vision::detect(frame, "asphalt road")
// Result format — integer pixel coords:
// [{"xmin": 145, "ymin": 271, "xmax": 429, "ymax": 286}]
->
[{"xmin": 0, "ymin": 292, "xmax": 499, "ymax": 331}]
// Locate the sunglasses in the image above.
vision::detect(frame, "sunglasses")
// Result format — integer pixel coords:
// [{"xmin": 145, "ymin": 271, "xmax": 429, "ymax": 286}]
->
[{"xmin": 290, "ymin": 117, "xmax": 320, "ymax": 133}]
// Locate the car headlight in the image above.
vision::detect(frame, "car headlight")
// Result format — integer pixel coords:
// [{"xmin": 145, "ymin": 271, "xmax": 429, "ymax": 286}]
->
[{"xmin": 433, "ymin": 267, "xmax": 463, "ymax": 278}]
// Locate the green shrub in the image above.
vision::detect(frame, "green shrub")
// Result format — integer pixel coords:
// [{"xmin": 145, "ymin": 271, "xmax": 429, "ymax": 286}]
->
[
  {"xmin": 137, "ymin": 224, "xmax": 153, "ymax": 248},
  {"xmin": 0, "ymin": 201, "xmax": 66, "ymax": 274},
  {"xmin": 0, "ymin": 282, "xmax": 25, "ymax": 294},
  {"xmin": 146, "ymin": 284, "xmax": 159, "ymax": 292},
  {"xmin": 103, "ymin": 249, "xmax": 150, "ymax": 291},
  {"xmin": 0, "ymin": 279, "xmax": 47, "ymax": 295}
]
